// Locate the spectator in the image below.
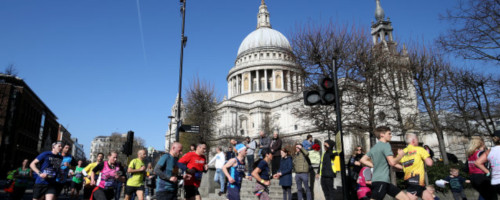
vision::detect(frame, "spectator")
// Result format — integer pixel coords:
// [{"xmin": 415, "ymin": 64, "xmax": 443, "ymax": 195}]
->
[
  {"xmin": 357, "ymin": 166, "xmax": 372, "ymax": 200},
  {"xmin": 270, "ymin": 131, "xmax": 282, "ymax": 175},
  {"xmin": 293, "ymin": 144, "xmax": 312, "ymax": 200},
  {"xmin": 302, "ymin": 135, "xmax": 313, "ymax": 151},
  {"xmin": 208, "ymin": 147, "xmax": 226, "ymax": 196},
  {"xmin": 190, "ymin": 144, "xmax": 196, "ymax": 152},
  {"xmin": 442, "ymin": 167, "xmax": 470, "ymax": 200},
  {"xmin": 423, "ymin": 145, "xmax": 434, "ymax": 160},
  {"xmin": 258, "ymin": 131, "xmax": 271, "ymax": 158},
  {"xmin": 466, "ymin": 136, "xmax": 495, "ymax": 200},
  {"xmin": 245, "ymin": 137, "xmax": 257, "ymax": 176},
  {"xmin": 274, "ymin": 148, "xmax": 293, "ymax": 200},
  {"xmin": 316, "ymin": 140, "xmax": 339, "ymax": 200},
  {"xmin": 348, "ymin": 146, "xmax": 364, "ymax": 198},
  {"xmin": 476, "ymin": 130, "xmax": 500, "ymax": 197},
  {"xmin": 11, "ymin": 159, "xmax": 32, "ymax": 200},
  {"xmin": 145, "ymin": 163, "xmax": 155, "ymax": 200},
  {"xmin": 226, "ymin": 145, "xmax": 236, "ymax": 161}
]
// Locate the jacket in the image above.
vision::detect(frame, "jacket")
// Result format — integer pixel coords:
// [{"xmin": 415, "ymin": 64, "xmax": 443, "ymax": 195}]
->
[
  {"xmin": 318, "ymin": 140, "xmax": 340, "ymax": 178},
  {"xmin": 278, "ymin": 157, "xmax": 293, "ymax": 186},
  {"xmin": 270, "ymin": 138, "xmax": 282, "ymax": 157},
  {"xmin": 293, "ymin": 148, "xmax": 310, "ymax": 173},
  {"xmin": 260, "ymin": 136, "xmax": 271, "ymax": 150}
]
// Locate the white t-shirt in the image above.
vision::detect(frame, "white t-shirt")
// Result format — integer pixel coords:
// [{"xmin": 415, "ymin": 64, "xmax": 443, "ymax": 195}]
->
[
  {"xmin": 488, "ymin": 146, "xmax": 500, "ymax": 185},
  {"xmin": 208, "ymin": 152, "xmax": 226, "ymax": 169}
]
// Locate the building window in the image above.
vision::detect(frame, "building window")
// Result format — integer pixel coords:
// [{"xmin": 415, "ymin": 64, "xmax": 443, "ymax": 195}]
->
[
  {"xmin": 240, "ymin": 130, "xmax": 245, "ymax": 135},
  {"xmin": 294, "ymin": 125, "xmax": 298, "ymax": 130}
]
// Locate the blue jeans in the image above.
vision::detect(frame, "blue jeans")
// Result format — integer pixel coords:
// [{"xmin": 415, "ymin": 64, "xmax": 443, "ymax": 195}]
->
[
  {"xmin": 247, "ymin": 155, "xmax": 255, "ymax": 176},
  {"xmin": 295, "ymin": 173, "xmax": 311, "ymax": 200},
  {"xmin": 214, "ymin": 169, "xmax": 225, "ymax": 193}
]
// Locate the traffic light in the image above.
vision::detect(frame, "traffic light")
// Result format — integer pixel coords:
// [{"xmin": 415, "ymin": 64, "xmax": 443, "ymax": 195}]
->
[
  {"xmin": 122, "ymin": 141, "xmax": 131, "ymax": 156},
  {"xmin": 303, "ymin": 77, "xmax": 335, "ymax": 106}
]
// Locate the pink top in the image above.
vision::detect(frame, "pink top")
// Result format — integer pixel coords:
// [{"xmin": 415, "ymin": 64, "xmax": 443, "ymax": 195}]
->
[
  {"xmin": 97, "ymin": 161, "xmax": 121, "ymax": 189},
  {"xmin": 357, "ymin": 167, "xmax": 372, "ymax": 199},
  {"xmin": 468, "ymin": 150, "xmax": 485, "ymax": 175}
]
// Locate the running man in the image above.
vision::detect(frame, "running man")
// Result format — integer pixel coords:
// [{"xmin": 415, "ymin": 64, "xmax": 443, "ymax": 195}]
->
[
  {"xmin": 395, "ymin": 133, "xmax": 434, "ymax": 200},
  {"xmin": 223, "ymin": 144, "xmax": 251, "ymax": 200},
  {"xmin": 56, "ymin": 143, "xmax": 75, "ymax": 197},
  {"xmin": 155, "ymin": 142, "xmax": 183, "ymax": 200},
  {"xmin": 178, "ymin": 142, "xmax": 208, "ymax": 200},
  {"xmin": 360, "ymin": 126, "xmax": 409, "ymax": 200},
  {"xmin": 30, "ymin": 142, "xmax": 64, "ymax": 200},
  {"xmin": 83, "ymin": 153, "xmax": 104, "ymax": 200},
  {"xmin": 124, "ymin": 149, "xmax": 147, "ymax": 200},
  {"xmin": 90, "ymin": 151, "xmax": 126, "ymax": 200},
  {"xmin": 70, "ymin": 160, "xmax": 85, "ymax": 199}
]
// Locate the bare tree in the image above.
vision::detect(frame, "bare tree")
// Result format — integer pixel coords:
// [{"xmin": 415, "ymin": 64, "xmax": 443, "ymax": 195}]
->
[
  {"xmin": 4, "ymin": 64, "xmax": 18, "ymax": 76},
  {"xmin": 184, "ymin": 76, "xmax": 219, "ymax": 146},
  {"xmin": 290, "ymin": 22, "xmax": 381, "ymax": 143},
  {"xmin": 437, "ymin": 0, "xmax": 500, "ymax": 63},
  {"xmin": 407, "ymin": 45, "xmax": 451, "ymax": 164}
]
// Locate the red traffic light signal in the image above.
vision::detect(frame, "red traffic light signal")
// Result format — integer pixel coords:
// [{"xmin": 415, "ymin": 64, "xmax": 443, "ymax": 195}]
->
[{"xmin": 303, "ymin": 77, "xmax": 336, "ymax": 106}]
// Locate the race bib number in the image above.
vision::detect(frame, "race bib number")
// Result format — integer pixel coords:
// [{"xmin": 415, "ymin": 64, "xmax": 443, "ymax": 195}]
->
[
  {"xmin": 43, "ymin": 168, "xmax": 56, "ymax": 179},
  {"xmin": 104, "ymin": 178, "xmax": 115, "ymax": 188},
  {"xmin": 75, "ymin": 173, "xmax": 82, "ymax": 179}
]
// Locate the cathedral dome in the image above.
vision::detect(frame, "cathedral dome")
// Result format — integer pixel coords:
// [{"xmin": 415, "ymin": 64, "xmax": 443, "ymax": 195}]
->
[{"xmin": 237, "ymin": 27, "xmax": 292, "ymax": 56}]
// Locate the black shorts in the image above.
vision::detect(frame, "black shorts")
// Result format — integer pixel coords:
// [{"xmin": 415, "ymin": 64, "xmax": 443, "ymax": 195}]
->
[
  {"xmin": 125, "ymin": 185, "xmax": 145, "ymax": 196},
  {"xmin": 92, "ymin": 187, "xmax": 115, "ymax": 200},
  {"xmin": 406, "ymin": 184, "xmax": 425, "ymax": 197},
  {"xmin": 156, "ymin": 190, "xmax": 178, "ymax": 200},
  {"xmin": 371, "ymin": 182, "xmax": 401, "ymax": 200},
  {"xmin": 54, "ymin": 183, "xmax": 64, "ymax": 196},
  {"xmin": 33, "ymin": 184, "xmax": 58, "ymax": 199},
  {"xmin": 71, "ymin": 181, "xmax": 83, "ymax": 191},
  {"xmin": 184, "ymin": 185, "xmax": 200, "ymax": 199}
]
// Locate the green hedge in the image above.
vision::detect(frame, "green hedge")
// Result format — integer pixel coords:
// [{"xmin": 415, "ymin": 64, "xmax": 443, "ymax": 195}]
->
[{"xmin": 425, "ymin": 161, "xmax": 470, "ymax": 192}]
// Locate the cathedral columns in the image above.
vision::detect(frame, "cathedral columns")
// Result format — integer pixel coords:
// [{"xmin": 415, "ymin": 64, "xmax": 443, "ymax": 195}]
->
[
  {"xmin": 264, "ymin": 70, "xmax": 268, "ymax": 91},
  {"xmin": 256, "ymin": 70, "xmax": 260, "ymax": 91},
  {"xmin": 287, "ymin": 71, "xmax": 291, "ymax": 92}
]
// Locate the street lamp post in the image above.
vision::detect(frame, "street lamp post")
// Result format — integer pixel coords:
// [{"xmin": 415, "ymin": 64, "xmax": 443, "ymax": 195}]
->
[
  {"xmin": 331, "ymin": 58, "xmax": 350, "ymax": 200},
  {"xmin": 175, "ymin": 0, "xmax": 187, "ymax": 142},
  {"xmin": 168, "ymin": 116, "xmax": 174, "ymax": 150}
]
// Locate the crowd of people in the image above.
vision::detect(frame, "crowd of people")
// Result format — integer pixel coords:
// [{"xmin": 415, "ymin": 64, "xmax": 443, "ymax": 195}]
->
[{"xmin": 4, "ymin": 127, "xmax": 500, "ymax": 200}]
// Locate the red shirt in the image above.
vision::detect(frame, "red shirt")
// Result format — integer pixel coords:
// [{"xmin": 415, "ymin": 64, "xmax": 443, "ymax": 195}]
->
[
  {"xmin": 178, "ymin": 152, "xmax": 206, "ymax": 187},
  {"xmin": 468, "ymin": 150, "xmax": 485, "ymax": 175}
]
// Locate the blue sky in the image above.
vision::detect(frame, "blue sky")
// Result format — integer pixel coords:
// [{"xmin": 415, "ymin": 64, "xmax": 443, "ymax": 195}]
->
[{"xmin": 0, "ymin": 0, "xmax": 495, "ymax": 157}]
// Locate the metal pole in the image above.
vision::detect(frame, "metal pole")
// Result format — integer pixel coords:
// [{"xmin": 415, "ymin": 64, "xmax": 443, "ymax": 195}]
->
[
  {"xmin": 175, "ymin": 0, "xmax": 187, "ymax": 142},
  {"xmin": 168, "ymin": 116, "xmax": 174, "ymax": 150},
  {"xmin": 331, "ymin": 59, "xmax": 350, "ymax": 199}
]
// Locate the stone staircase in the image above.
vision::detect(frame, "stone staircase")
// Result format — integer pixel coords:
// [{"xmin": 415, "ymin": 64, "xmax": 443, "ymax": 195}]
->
[{"xmin": 208, "ymin": 178, "xmax": 295, "ymax": 200}]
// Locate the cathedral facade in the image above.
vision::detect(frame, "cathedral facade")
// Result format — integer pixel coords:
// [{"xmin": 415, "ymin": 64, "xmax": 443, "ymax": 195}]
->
[{"xmin": 166, "ymin": 0, "xmax": 422, "ymax": 156}]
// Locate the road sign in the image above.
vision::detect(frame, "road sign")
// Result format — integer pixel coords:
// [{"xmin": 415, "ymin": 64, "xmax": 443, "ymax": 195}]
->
[{"xmin": 180, "ymin": 125, "xmax": 200, "ymax": 133}]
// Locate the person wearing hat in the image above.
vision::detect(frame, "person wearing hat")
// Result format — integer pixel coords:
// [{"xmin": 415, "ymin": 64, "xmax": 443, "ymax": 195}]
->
[
  {"xmin": 315, "ymin": 139, "xmax": 340, "ymax": 200},
  {"xmin": 475, "ymin": 130, "xmax": 500, "ymax": 196},
  {"xmin": 223, "ymin": 143, "xmax": 250, "ymax": 200}
]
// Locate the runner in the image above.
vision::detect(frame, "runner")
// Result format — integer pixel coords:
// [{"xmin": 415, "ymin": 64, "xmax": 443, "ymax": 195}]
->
[
  {"xmin": 11, "ymin": 159, "xmax": 32, "ymax": 200},
  {"xmin": 70, "ymin": 160, "xmax": 85, "ymax": 200},
  {"xmin": 124, "ymin": 149, "xmax": 147, "ymax": 200},
  {"xmin": 360, "ymin": 126, "xmax": 409, "ymax": 200},
  {"xmin": 57, "ymin": 144, "xmax": 76, "ymax": 197},
  {"xmin": 223, "ymin": 144, "xmax": 250, "ymax": 200},
  {"xmin": 90, "ymin": 151, "xmax": 126, "ymax": 200},
  {"xmin": 29, "ymin": 142, "xmax": 64, "ymax": 200},
  {"xmin": 178, "ymin": 142, "xmax": 208, "ymax": 200},
  {"xmin": 83, "ymin": 153, "xmax": 104, "ymax": 200},
  {"xmin": 251, "ymin": 150, "xmax": 273, "ymax": 200},
  {"xmin": 155, "ymin": 142, "xmax": 183, "ymax": 200},
  {"xmin": 395, "ymin": 133, "xmax": 434, "ymax": 200}
]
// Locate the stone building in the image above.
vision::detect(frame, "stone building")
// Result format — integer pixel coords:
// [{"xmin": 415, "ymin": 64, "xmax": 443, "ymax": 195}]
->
[{"xmin": 0, "ymin": 74, "xmax": 59, "ymax": 174}]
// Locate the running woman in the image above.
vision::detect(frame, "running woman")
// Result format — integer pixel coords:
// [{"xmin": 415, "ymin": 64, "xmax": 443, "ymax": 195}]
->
[
  {"xmin": 90, "ymin": 151, "xmax": 126, "ymax": 200},
  {"xmin": 223, "ymin": 144, "xmax": 250, "ymax": 200},
  {"xmin": 30, "ymin": 142, "xmax": 64, "ymax": 200}
]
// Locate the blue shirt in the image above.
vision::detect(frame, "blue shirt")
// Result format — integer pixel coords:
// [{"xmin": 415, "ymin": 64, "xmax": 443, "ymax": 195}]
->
[
  {"xmin": 302, "ymin": 140, "xmax": 313, "ymax": 151},
  {"xmin": 256, "ymin": 160, "xmax": 270, "ymax": 180},
  {"xmin": 57, "ymin": 154, "xmax": 73, "ymax": 183},
  {"xmin": 155, "ymin": 153, "xmax": 179, "ymax": 192},
  {"xmin": 228, "ymin": 158, "xmax": 246, "ymax": 189},
  {"xmin": 35, "ymin": 151, "xmax": 63, "ymax": 185}
]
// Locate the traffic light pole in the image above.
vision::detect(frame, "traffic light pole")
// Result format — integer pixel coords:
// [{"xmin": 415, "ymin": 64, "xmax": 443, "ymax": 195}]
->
[
  {"xmin": 175, "ymin": 0, "xmax": 187, "ymax": 142},
  {"xmin": 331, "ymin": 59, "xmax": 351, "ymax": 199}
]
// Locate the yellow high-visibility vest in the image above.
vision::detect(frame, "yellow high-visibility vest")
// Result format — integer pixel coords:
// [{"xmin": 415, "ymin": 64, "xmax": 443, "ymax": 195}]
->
[{"xmin": 319, "ymin": 150, "xmax": 340, "ymax": 176}]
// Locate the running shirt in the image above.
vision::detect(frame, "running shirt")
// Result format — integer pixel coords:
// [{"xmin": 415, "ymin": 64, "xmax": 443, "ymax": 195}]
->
[
  {"xmin": 178, "ymin": 152, "xmax": 207, "ymax": 187},
  {"xmin": 468, "ymin": 150, "xmax": 485, "ymax": 174},
  {"xmin": 14, "ymin": 168, "xmax": 31, "ymax": 187},
  {"xmin": 126, "ymin": 158, "xmax": 145, "ymax": 187},
  {"xmin": 92, "ymin": 161, "xmax": 125, "ymax": 189},
  {"xmin": 256, "ymin": 160, "xmax": 270, "ymax": 181},
  {"xmin": 72, "ymin": 166, "xmax": 84, "ymax": 184},
  {"xmin": 487, "ymin": 146, "xmax": 500, "ymax": 185},
  {"xmin": 57, "ymin": 154, "xmax": 74, "ymax": 183},
  {"xmin": 228, "ymin": 158, "xmax": 246, "ymax": 189},
  {"xmin": 366, "ymin": 141, "xmax": 393, "ymax": 183},
  {"xmin": 83, "ymin": 162, "xmax": 100, "ymax": 185},
  {"xmin": 357, "ymin": 167, "xmax": 372, "ymax": 199},
  {"xmin": 399, "ymin": 145, "xmax": 430, "ymax": 186},
  {"xmin": 35, "ymin": 151, "xmax": 63, "ymax": 184}
]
